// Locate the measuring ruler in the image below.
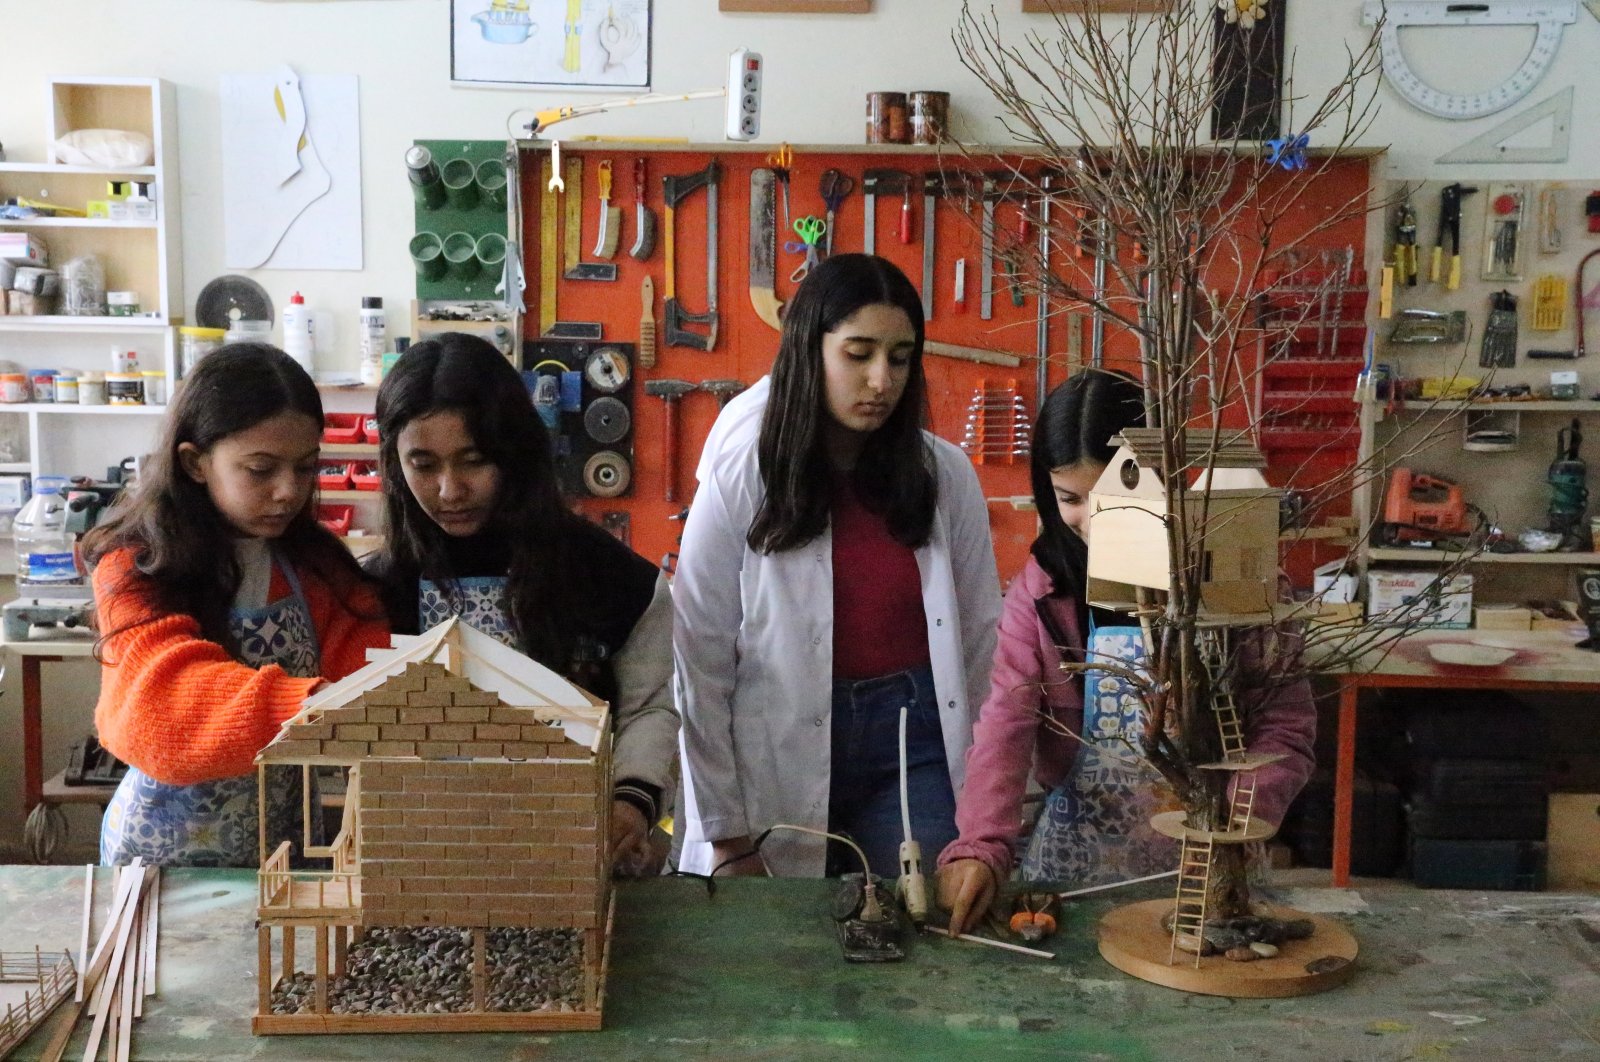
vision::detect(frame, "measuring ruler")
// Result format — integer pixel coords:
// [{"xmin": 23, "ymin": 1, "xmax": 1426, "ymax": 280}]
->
[{"xmin": 1361, "ymin": 0, "xmax": 1577, "ymax": 119}]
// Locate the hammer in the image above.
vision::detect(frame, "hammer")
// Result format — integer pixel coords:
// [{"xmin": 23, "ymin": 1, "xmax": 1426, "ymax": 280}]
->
[
  {"xmin": 699, "ymin": 378, "xmax": 746, "ymax": 409},
  {"xmin": 645, "ymin": 379, "xmax": 696, "ymax": 503}
]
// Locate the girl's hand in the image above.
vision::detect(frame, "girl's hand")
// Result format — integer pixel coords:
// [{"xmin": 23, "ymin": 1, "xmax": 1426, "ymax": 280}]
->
[
  {"xmin": 710, "ymin": 837, "xmax": 768, "ymax": 877},
  {"xmin": 936, "ymin": 858, "xmax": 998, "ymax": 936},
  {"xmin": 609, "ymin": 800, "xmax": 661, "ymax": 878}
]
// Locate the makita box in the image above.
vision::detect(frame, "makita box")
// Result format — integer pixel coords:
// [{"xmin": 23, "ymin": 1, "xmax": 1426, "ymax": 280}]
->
[{"xmin": 1366, "ymin": 570, "xmax": 1473, "ymax": 629}]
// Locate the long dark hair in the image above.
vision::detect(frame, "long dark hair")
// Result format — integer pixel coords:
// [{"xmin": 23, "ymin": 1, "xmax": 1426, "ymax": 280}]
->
[
  {"xmin": 373, "ymin": 332, "xmax": 581, "ymax": 671},
  {"xmin": 748, "ymin": 253, "xmax": 935, "ymax": 554},
  {"xmin": 1030, "ymin": 368, "xmax": 1146, "ymax": 602},
  {"xmin": 84, "ymin": 343, "xmax": 369, "ymax": 646}
]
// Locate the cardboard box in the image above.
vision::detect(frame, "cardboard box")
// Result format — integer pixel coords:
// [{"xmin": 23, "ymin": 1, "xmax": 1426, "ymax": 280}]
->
[
  {"xmin": 1547, "ymin": 793, "xmax": 1600, "ymax": 892},
  {"xmin": 0, "ymin": 232, "xmax": 47, "ymax": 266},
  {"xmin": 1313, "ymin": 559, "xmax": 1358, "ymax": 604},
  {"xmin": 1366, "ymin": 570, "xmax": 1473, "ymax": 629},
  {"xmin": 1475, "ymin": 605, "xmax": 1532, "ymax": 631}
]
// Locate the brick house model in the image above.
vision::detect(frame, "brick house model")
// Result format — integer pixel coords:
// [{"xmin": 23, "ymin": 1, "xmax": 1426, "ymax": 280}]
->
[{"xmin": 252, "ymin": 617, "xmax": 614, "ymax": 1034}]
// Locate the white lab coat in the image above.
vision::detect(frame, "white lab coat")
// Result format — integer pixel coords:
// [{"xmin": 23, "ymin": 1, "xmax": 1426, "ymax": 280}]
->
[{"xmin": 673, "ymin": 377, "xmax": 1001, "ymax": 876}]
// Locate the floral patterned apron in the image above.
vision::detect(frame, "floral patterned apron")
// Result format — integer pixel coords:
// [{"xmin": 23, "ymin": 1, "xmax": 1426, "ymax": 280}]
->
[
  {"xmin": 99, "ymin": 559, "xmax": 321, "ymax": 867},
  {"xmin": 1019, "ymin": 624, "xmax": 1179, "ymax": 889}
]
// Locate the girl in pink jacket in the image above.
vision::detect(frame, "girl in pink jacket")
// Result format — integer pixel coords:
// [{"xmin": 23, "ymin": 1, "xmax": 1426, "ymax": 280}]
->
[{"xmin": 936, "ymin": 370, "xmax": 1317, "ymax": 934}]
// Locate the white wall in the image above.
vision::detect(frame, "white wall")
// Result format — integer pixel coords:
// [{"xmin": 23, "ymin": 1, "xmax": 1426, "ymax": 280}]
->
[{"xmin": 1, "ymin": 0, "xmax": 1596, "ymax": 850}]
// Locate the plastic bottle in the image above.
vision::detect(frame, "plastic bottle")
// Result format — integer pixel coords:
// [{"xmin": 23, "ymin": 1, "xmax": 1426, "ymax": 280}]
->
[
  {"xmin": 358, "ymin": 296, "xmax": 386, "ymax": 386},
  {"xmin": 281, "ymin": 292, "xmax": 314, "ymax": 373},
  {"xmin": 13, "ymin": 476, "xmax": 78, "ymax": 584}
]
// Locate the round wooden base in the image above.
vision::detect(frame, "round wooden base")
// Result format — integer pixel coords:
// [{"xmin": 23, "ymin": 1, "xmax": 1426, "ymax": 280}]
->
[{"xmin": 1097, "ymin": 899, "xmax": 1358, "ymax": 998}]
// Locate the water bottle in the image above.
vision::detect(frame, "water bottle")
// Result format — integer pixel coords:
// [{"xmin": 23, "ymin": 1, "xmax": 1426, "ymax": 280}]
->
[
  {"xmin": 281, "ymin": 292, "xmax": 314, "ymax": 373},
  {"xmin": 13, "ymin": 476, "xmax": 78, "ymax": 584}
]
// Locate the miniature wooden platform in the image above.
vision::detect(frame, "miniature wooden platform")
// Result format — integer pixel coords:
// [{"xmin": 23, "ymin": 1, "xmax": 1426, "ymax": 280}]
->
[
  {"xmin": 1097, "ymin": 899, "xmax": 1358, "ymax": 998},
  {"xmin": 1148, "ymin": 810, "xmax": 1276, "ymax": 844}
]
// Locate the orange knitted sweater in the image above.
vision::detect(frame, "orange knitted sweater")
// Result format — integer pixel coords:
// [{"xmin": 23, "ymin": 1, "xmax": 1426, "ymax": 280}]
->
[{"xmin": 92, "ymin": 547, "xmax": 390, "ymax": 786}]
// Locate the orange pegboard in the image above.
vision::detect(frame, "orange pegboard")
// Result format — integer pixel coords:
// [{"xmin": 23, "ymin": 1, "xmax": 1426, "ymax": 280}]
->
[{"xmin": 519, "ymin": 144, "xmax": 1371, "ymax": 588}]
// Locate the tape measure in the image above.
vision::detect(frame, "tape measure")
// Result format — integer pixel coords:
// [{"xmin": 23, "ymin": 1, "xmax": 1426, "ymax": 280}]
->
[{"xmin": 1360, "ymin": 0, "xmax": 1577, "ymax": 119}]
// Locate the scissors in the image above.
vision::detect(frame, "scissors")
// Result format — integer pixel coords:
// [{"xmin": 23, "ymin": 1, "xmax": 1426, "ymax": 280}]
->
[
  {"xmin": 785, "ymin": 215, "xmax": 826, "ymax": 282},
  {"xmin": 818, "ymin": 168, "xmax": 855, "ymax": 256},
  {"xmin": 767, "ymin": 142, "xmax": 795, "ymax": 226}
]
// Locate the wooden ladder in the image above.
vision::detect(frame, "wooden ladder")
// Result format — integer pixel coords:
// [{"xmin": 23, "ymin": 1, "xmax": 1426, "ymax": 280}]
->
[
  {"xmin": 1229, "ymin": 771, "xmax": 1258, "ymax": 834},
  {"xmin": 1168, "ymin": 832, "xmax": 1213, "ymax": 968},
  {"xmin": 1200, "ymin": 630, "xmax": 1248, "ymax": 763}
]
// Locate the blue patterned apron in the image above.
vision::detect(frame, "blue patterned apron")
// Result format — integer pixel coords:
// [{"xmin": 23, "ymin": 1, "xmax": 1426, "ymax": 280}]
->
[
  {"xmin": 419, "ymin": 575, "xmax": 517, "ymax": 648},
  {"xmin": 1019, "ymin": 624, "xmax": 1179, "ymax": 888},
  {"xmin": 99, "ymin": 559, "xmax": 321, "ymax": 867}
]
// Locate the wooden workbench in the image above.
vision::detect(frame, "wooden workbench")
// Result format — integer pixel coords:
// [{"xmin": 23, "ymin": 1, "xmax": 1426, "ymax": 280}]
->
[{"xmin": 3, "ymin": 866, "xmax": 1597, "ymax": 1058}]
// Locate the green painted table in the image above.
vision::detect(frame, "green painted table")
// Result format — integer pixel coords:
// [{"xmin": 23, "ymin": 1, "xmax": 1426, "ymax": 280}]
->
[{"xmin": 2, "ymin": 867, "xmax": 1598, "ymax": 1059}]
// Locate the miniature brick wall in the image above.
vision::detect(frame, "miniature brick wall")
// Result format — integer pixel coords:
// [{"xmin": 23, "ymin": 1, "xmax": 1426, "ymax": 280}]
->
[{"xmin": 358, "ymin": 758, "xmax": 603, "ymax": 930}]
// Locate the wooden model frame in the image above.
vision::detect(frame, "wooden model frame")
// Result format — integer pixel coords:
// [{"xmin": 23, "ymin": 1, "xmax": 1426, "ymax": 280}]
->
[
  {"xmin": 252, "ymin": 618, "xmax": 615, "ymax": 1034},
  {"xmin": 0, "ymin": 948, "xmax": 74, "ymax": 1057}
]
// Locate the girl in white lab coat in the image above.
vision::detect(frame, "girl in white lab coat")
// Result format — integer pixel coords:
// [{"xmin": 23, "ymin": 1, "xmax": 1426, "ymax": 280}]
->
[{"xmin": 674, "ymin": 254, "xmax": 1002, "ymax": 878}]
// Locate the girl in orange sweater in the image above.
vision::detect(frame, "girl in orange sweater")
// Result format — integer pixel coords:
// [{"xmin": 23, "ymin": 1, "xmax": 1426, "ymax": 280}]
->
[{"xmin": 84, "ymin": 344, "xmax": 389, "ymax": 867}]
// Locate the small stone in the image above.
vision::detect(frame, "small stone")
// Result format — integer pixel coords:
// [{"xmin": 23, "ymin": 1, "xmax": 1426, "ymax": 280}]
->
[
  {"xmin": 1225, "ymin": 946, "xmax": 1259, "ymax": 962},
  {"xmin": 1249, "ymin": 942, "xmax": 1279, "ymax": 958}
]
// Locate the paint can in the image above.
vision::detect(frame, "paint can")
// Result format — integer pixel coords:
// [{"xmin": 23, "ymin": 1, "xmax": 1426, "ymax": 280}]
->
[
  {"xmin": 107, "ymin": 372, "xmax": 144, "ymax": 406},
  {"xmin": 0, "ymin": 373, "xmax": 29, "ymax": 404},
  {"xmin": 53, "ymin": 373, "xmax": 78, "ymax": 404},
  {"xmin": 27, "ymin": 370, "xmax": 55, "ymax": 403},
  {"xmin": 866, "ymin": 92, "xmax": 908, "ymax": 144},
  {"xmin": 909, "ymin": 91, "xmax": 950, "ymax": 144},
  {"xmin": 77, "ymin": 373, "xmax": 107, "ymax": 406}
]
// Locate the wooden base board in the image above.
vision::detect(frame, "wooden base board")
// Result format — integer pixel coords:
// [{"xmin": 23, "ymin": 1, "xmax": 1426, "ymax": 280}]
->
[
  {"xmin": 252, "ymin": 1009, "xmax": 601, "ymax": 1034},
  {"xmin": 1097, "ymin": 899, "xmax": 1357, "ymax": 998}
]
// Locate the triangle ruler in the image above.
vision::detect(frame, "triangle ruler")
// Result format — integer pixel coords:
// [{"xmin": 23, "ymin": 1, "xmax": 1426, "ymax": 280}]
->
[{"xmin": 1436, "ymin": 87, "xmax": 1574, "ymax": 163}]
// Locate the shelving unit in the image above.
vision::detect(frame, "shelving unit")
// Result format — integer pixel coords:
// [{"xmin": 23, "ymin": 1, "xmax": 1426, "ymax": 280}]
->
[
  {"xmin": 0, "ymin": 77, "xmax": 181, "ymax": 483},
  {"xmin": 1369, "ymin": 548, "xmax": 1600, "ymax": 565}
]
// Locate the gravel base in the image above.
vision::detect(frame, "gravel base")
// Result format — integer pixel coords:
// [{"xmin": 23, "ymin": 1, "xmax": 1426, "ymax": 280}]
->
[{"xmin": 270, "ymin": 925, "xmax": 586, "ymax": 1015}]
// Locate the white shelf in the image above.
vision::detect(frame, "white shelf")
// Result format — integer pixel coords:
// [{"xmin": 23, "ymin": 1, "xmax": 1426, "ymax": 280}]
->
[
  {"xmin": 0, "ymin": 217, "xmax": 157, "ymax": 229},
  {"xmin": 0, "ymin": 462, "xmax": 30, "ymax": 473},
  {"xmin": 1369, "ymin": 548, "xmax": 1600, "ymax": 565},
  {"xmin": 0, "ymin": 316, "xmax": 169, "ymax": 332},
  {"xmin": 1380, "ymin": 400, "xmax": 1600, "ymax": 415},
  {"xmin": 0, "ymin": 403, "xmax": 167, "ymax": 415},
  {"xmin": 0, "ymin": 162, "xmax": 156, "ymax": 176}
]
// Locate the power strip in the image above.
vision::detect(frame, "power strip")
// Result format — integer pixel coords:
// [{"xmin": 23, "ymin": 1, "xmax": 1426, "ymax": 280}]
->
[{"xmin": 725, "ymin": 49, "xmax": 762, "ymax": 141}]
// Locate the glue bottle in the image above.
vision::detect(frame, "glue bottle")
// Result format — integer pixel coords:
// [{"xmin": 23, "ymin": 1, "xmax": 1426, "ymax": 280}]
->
[
  {"xmin": 358, "ymin": 297, "xmax": 386, "ymax": 386},
  {"xmin": 281, "ymin": 292, "xmax": 314, "ymax": 373}
]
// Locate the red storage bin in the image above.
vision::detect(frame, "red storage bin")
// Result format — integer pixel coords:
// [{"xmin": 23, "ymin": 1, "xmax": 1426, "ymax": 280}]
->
[
  {"xmin": 362, "ymin": 415, "xmax": 381, "ymax": 445},
  {"xmin": 322, "ymin": 413, "xmax": 364, "ymax": 444},
  {"xmin": 350, "ymin": 462, "xmax": 381, "ymax": 491},
  {"xmin": 318, "ymin": 462, "xmax": 352, "ymax": 491},
  {"xmin": 316, "ymin": 503, "xmax": 353, "ymax": 536}
]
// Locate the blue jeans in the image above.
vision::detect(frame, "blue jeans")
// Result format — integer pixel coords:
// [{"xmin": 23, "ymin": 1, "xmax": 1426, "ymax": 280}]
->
[{"xmin": 827, "ymin": 664, "xmax": 957, "ymax": 879}]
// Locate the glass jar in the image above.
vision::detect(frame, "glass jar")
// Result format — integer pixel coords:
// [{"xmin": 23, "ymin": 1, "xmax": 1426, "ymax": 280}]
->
[
  {"xmin": 179, "ymin": 325, "xmax": 226, "ymax": 377},
  {"xmin": 866, "ymin": 92, "xmax": 908, "ymax": 144}
]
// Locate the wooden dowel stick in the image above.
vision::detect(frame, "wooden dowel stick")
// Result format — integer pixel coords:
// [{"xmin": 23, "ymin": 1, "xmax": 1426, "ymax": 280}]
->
[
  {"xmin": 141, "ymin": 870, "xmax": 158, "ymax": 997},
  {"xmin": 930, "ymin": 926, "xmax": 1055, "ymax": 960},
  {"xmin": 1055, "ymin": 870, "xmax": 1179, "ymax": 899},
  {"xmin": 75, "ymin": 866, "xmax": 92, "ymax": 1003}
]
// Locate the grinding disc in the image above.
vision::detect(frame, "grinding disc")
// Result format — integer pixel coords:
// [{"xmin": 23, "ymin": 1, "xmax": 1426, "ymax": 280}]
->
[
  {"xmin": 582, "ymin": 451, "xmax": 631, "ymax": 498},
  {"xmin": 584, "ymin": 346, "xmax": 631, "ymax": 393},
  {"xmin": 583, "ymin": 396, "xmax": 631, "ymax": 444},
  {"xmin": 194, "ymin": 274, "xmax": 274, "ymax": 330}
]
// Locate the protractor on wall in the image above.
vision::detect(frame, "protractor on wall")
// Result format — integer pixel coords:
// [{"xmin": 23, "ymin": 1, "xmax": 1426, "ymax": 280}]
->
[{"xmin": 1360, "ymin": 0, "xmax": 1577, "ymax": 120}]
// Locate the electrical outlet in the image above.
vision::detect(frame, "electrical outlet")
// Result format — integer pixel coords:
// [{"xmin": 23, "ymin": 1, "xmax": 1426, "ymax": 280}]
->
[{"xmin": 725, "ymin": 48, "xmax": 761, "ymax": 141}]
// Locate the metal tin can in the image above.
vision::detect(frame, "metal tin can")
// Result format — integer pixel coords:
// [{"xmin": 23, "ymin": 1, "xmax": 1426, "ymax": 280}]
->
[
  {"xmin": 106, "ymin": 372, "xmax": 144, "ymax": 405},
  {"xmin": 866, "ymin": 92, "xmax": 908, "ymax": 144},
  {"xmin": 909, "ymin": 91, "xmax": 950, "ymax": 144}
]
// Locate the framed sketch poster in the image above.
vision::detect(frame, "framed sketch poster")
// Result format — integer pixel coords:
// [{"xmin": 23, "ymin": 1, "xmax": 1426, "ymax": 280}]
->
[
  {"xmin": 452, "ymin": 0, "xmax": 651, "ymax": 90},
  {"xmin": 718, "ymin": 1, "xmax": 870, "ymax": 10}
]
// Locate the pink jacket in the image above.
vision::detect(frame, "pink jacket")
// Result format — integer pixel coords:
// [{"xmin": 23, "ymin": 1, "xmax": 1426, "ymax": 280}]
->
[{"xmin": 938, "ymin": 555, "xmax": 1317, "ymax": 880}]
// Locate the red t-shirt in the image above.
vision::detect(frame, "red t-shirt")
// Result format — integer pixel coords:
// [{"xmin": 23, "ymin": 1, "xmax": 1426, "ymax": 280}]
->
[{"xmin": 830, "ymin": 478, "xmax": 930, "ymax": 680}]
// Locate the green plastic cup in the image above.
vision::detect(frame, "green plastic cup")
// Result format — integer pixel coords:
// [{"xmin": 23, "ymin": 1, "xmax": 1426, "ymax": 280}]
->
[
  {"xmin": 409, "ymin": 231, "xmax": 445, "ymax": 280},
  {"xmin": 476, "ymin": 232, "xmax": 508, "ymax": 271},
  {"xmin": 442, "ymin": 231, "xmax": 480, "ymax": 278},
  {"xmin": 476, "ymin": 158, "xmax": 508, "ymax": 208},
  {"xmin": 441, "ymin": 157, "xmax": 479, "ymax": 210}
]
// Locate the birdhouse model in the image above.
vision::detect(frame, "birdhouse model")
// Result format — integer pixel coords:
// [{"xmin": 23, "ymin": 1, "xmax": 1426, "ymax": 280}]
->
[
  {"xmin": 1087, "ymin": 428, "xmax": 1282, "ymax": 622},
  {"xmin": 252, "ymin": 618, "xmax": 614, "ymax": 1034}
]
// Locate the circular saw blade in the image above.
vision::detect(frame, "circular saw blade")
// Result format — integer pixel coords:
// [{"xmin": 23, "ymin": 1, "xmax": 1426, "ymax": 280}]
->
[{"xmin": 194, "ymin": 274, "xmax": 274, "ymax": 330}]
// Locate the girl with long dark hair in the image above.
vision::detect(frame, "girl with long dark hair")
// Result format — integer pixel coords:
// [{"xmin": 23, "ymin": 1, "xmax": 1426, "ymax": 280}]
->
[
  {"xmin": 365, "ymin": 333, "xmax": 676, "ymax": 877},
  {"xmin": 674, "ymin": 253, "xmax": 1002, "ymax": 878},
  {"xmin": 86, "ymin": 343, "xmax": 389, "ymax": 866},
  {"xmin": 935, "ymin": 369, "xmax": 1316, "ymax": 933}
]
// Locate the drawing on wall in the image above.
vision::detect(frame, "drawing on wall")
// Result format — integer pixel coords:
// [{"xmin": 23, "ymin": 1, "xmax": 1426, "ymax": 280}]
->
[
  {"xmin": 451, "ymin": 0, "xmax": 650, "ymax": 90},
  {"xmin": 220, "ymin": 66, "xmax": 363, "ymax": 270}
]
